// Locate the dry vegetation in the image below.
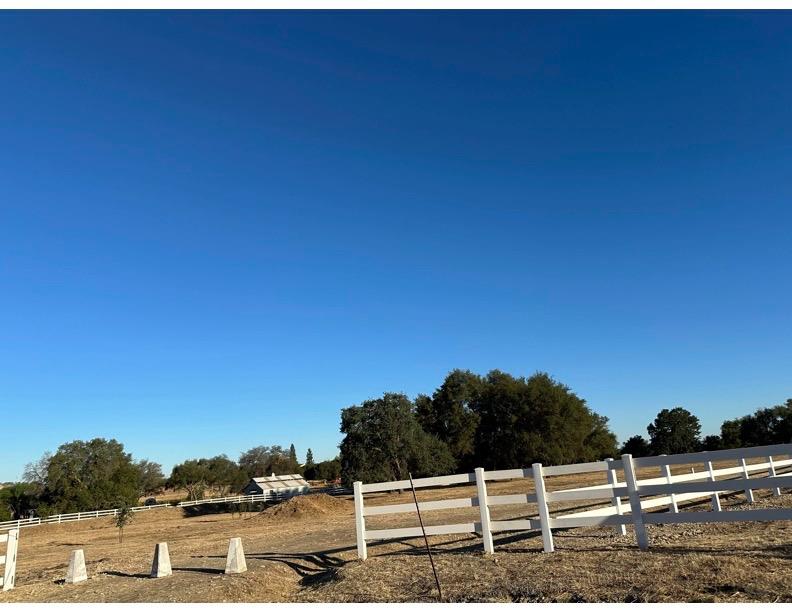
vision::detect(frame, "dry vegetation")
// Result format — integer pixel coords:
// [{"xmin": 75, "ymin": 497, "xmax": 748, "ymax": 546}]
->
[{"xmin": 3, "ymin": 464, "xmax": 792, "ymax": 603}]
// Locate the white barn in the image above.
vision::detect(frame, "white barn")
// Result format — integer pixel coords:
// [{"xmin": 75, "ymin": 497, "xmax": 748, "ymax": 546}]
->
[{"xmin": 242, "ymin": 473, "xmax": 310, "ymax": 497}]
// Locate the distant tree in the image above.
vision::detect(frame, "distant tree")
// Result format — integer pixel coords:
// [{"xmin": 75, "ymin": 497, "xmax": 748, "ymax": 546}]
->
[
  {"xmin": 114, "ymin": 502, "xmax": 134, "ymax": 544},
  {"xmin": 204, "ymin": 455, "xmax": 246, "ymax": 495},
  {"xmin": 305, "ymin": 448, "xmax": 315, "ymax": 469},
  {"xmin": 136, "ymin": 460, "xmax": 165, "ymax": 496},
  {"xmin": 169, "ymin": 455, "xmax": 245, "ymax": 499},
  {"xmin": 720, "ymin": 418, "xmax": 742, "ymax": 449},
  {"xmin": 22, "ymin": 452, "xmax": 52, "ymax": 489},
  {"xmin": 774, "ymin": 399, "xmax": 792, "ymax": 442},
  {"xmin": 314, "ymin": 458, "xmax": 341, "ymax": 481},
  {"xmin": 700, "ymin": 435, "xmax": 723, "ymax": 451},
  {"xmin": 289, "ymin": 444, "xmax": 298, "ymax": 471},
  {"xmin": 647, "ymin": 407, "xmax": 701, "ymax": 455},
  {"xmin": 472, "ymin": 371, "xmax": 618, "ymax": 469},
  {"xmin": 169, "ymin": 459, "xmax": 207, "ymax": 501},
  {"xmin": 305, "ymin": 458, "xmax": 341, "ymax": 482},
  {"xmin": 415, "ymin": 369, "xmax": 483, "ymax": 471},
  {"xmin": 619, "ymin": 435, "xmax": 652, "ymax": 457},
  {"xmin": 340, "ymin": 393, "xmax": 455, "ymax": 486},
  {"xmin": 238, "ymin": 445, "xmax": 296, "ymax": 478},
  {"xmin": 42, "ymin": 438, "xmax": 140, "ymax": 513},
  {"xmin": 0, "ymin": 482, "xmax": 38, "ymax": 520},
  {"xmin": 718, "ymin": 399, "xmax": 792, "ymax": 449},
  {"xmin": 238, "ymin": 446, "xmax": 270, "ymax": 478}
]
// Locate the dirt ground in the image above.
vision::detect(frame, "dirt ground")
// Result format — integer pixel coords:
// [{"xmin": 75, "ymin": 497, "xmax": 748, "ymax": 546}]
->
[{"xmin": 3, "ymin": 462, "xmax": 792, "ymax": 603}]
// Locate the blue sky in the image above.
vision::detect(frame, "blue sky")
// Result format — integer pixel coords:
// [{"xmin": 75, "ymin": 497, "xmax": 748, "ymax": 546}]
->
[{"xmin": 1, "ymin": 11, "xmax": 791, "ymax": 482}]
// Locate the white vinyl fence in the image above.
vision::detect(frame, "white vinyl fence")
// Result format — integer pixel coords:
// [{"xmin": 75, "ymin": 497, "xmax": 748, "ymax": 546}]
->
[
  {"xmin": 353, "ymin": 443, "xmax": 792, "ymax": 558},
  {"xmin": 0, "ymin": 503, "xmax": 170, "ymax": 532},
  {"xmin": 177, "ymin": 485, "xmax": 350, "ymax": 508},
  {"xmin": 0, "ymin": 485, "xmax": 351, "ymax": 531},
  {"xmin": 0, "ymin": 529, "xmax": 19, "ymax": 592},
  {"xmin": 178, "ymin": 492, "xmax": 277, "ymax": 507}
]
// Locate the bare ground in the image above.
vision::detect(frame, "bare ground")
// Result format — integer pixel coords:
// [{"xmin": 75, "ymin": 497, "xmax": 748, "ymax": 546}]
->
[{"xmin": 3, "ymin": 466, "xmax": 792, "ymax": 603}]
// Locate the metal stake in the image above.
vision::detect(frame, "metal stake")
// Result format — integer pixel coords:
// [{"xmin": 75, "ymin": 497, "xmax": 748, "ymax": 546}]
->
[{"xmin": 408, "ymin": 472, "xmax": 442, "ymax": 602}]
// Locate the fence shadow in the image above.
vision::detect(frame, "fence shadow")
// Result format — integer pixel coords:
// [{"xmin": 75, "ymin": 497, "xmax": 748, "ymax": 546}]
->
[
  {"xmin": 171, "ymin": 566, "xmax": 226, "ymax": 575},
  {"xmin": 181, "ymin": 502, "xmax": 271, "ymax": 518},
  {"xmin": 101, "ymin": 569, "xmax": 150, "ymax": 579}
]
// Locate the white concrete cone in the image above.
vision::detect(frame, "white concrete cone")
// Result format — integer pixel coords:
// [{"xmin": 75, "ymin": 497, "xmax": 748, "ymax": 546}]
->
[
  {"xmin": 65, "ymin": 549, "xmax": 88, "ymax": 584},
  {"xmin": 151, "ymin": 542, "xmax": 172, "ymax": 578},
  {"xmin": 224, "ymin": 537, "xmax": 247, "ymax": 574}
]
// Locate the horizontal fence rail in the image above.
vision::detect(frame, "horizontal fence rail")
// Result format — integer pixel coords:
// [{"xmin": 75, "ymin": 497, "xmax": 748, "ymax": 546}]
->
[
  {"xmin": 178, "ymin": 492, "xmax": 276, "ymax": 507},
  {"xmin": 177, "ymin": 485, "xmax": 350, "ymax": 507},
  {"xmin": 0, "ymin": 485, "xmax": 350, "ymax": 531},
  {"xmin": 353, "ymin": 444, "xmax": 792, "ymax": 558},
  {"xmin": 0, "ymin": 503, "xmax": 171, "ymax": 532}
]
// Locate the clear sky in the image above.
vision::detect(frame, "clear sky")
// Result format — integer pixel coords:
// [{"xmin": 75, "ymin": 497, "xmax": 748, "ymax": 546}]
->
[{"xmin": 1, "ymin": 11, "xmax": 791, "ymax": 482}]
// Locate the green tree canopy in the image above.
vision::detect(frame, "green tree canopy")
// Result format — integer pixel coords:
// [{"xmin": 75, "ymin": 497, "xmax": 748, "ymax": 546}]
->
[
  {"xmin": 305, "ymin": 448, "xmax": 315, "ymax": 468},
  {"xmin": 42, "ymin": 438, "xmax": 140, "ymax": 513},
  {"xmin": 169, "ymin": 459, "xmax": 208, "ymax": 501},
  {"xmin": 136, "ymin": 459, "xmax": 165, "ymax": 496},
  {"xmin": 620, "ymin": 435, "xmax": 652, "ymax": 457},
  {"xmin": 305, "ymin": 457, "xmax": 341, "ymax": 481},
  {"xmin": 472, "ymin": 371, "xmax": 618, "ymax": 469},
  {"xmin": 238, "ymin": 445, "xmax": 298, "ymax": 478},
  {"xmin": 701, "ymin": 434, "xmax": 723, "ymax": 451},
  {"xmin": 647, "ymin": 407, "xmax": 701, "ymax": 455},
  {"xmin": 720, "ymin": 418, "xmax": 742, "ymax": 449},
  {"xmin": 339, "ymin": 393, "xmax": 455, "ymax": 486},
  {"xmin": 0, "ymin": 482, "xmax": 38, "ymax": 520},
  {"xmin": 169, "ymin": 454, "xmax": 245, "ymax": 500},
  {"xmin": 719, "ymin": 400, "xmax": 792, "ymax": 449},
  {"xmin": 415, "ymin": 369, "xmax": 483, "ymax": 471}
]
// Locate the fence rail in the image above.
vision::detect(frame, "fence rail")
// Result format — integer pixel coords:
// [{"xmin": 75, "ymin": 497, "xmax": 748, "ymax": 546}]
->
[
  {"xmin": 353, "ymin": 443, "xmax": 792, "ymax": 558},
  {"xmin": 0, "ymin": 484, "xmax": 352, "ymax": 531},
  {"xmin": 177, "ymin": 493, "xmax": 276, "ymax": 507},
  {"xmin": 0, "ymin": 503, "xmax": 170, "ymax": 532},
  {"xmin": 177, "ymin": 485, "xmax": 351, "ymax": 508}
]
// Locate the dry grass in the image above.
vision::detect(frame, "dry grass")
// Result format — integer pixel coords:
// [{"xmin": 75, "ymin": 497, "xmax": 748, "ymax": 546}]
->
[{"xmin": 3, "ymin": 463, "xmax": 792, "ymax": 603}]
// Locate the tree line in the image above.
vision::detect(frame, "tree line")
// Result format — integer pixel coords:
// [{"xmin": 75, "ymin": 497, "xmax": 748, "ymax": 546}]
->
[
  {"xmin": 4, "ymin": 366, "xmax": 787, "ymax": 519},
  {"xmin": 339, "ymin": 369, "xmax": 619, "ymax": 485},
  {"xmin": 1, "ymin": 440, "xmax": 341, "ymax": 521},
  {"xmin": 619, "ymin": 398, "xmax": 792, "ymax": 458}
]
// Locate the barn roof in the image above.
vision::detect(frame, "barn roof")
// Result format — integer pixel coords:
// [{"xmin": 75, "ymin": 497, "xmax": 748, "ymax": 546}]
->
[{"xmin": 250, "ymin": 474, "xmax": 309, "ymax": 490}]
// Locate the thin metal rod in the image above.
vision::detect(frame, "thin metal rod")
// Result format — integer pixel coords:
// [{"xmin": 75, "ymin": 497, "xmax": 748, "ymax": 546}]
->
[{"xmin": 408, "ymin": 472, "xmax": 442, "ymax": 602}]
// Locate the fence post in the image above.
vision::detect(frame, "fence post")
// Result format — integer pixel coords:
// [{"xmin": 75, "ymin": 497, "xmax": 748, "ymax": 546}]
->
[
  {"xmin": 740, "ymin": 458, "xmax": 755, "ymax": 503},
  {"xmin": 2, "ymin": 529, "xmax": 19, "ymax": 591},
  {"xmin": 531, "ymin": 463, "xmax": 554, "ymax": 552},
  {"xmin": 605, "ymin": 458, "xmax": 627, "ymax": 535},
  {"xmin": 353, "ymin": 481, "xmax": 367, "ymax": 561},
  {"xmin": 660, "ymin": 455, "xmax": 678, "ymax": 513},
  {"xmin": 767, "ymin": 455, "xmax": 781, "ymax": 496},
  {"xmin": 706, "ymin": 461, "xmax": 721, "ymax": 511},
  {"xmin": 621, "ymin": 454, "xmax": 649, "ymax": 551},
  {"xmin": 474, "ymin": 467, "xmax": 494, "ymax": 554}
]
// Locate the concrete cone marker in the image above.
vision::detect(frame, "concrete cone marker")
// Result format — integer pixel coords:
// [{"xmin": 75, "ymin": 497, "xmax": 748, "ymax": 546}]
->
[
  {"xmin": 225, "ymin": 537, "xmax": 247, "ymax": 574},
  {"xmin": 151, "ymin": 542, "xmax": 172, "ymax": 578},
  {"xmin": 65, "ymin": 549, "xmax": 88, "ymax": 584}
]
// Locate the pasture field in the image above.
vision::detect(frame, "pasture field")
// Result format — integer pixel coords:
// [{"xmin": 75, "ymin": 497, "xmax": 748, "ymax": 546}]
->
[{"xmin": 3, "ymin": 464, "xmax": 792, "ymax": 603}]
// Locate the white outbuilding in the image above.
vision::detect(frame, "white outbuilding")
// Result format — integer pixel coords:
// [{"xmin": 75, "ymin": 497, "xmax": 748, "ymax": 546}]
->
[{"xmin": 242, "ymin": 473, "xmax": 310, "ymax": 497}]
